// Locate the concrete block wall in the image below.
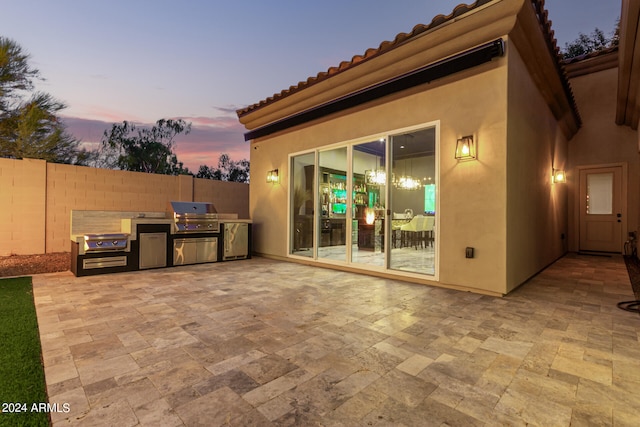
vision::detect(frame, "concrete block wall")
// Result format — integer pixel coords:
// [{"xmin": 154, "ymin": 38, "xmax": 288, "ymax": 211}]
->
[
  {"xmin": 0, "ymin": 158, "xmax": 249, "ymax": 256},
  {"xmin": 194, "ymin": 178, "xmax": 250, "ymax": 218},
  {"xmin": 44, "ymin": 163, "xmax": 183, "ymax": 253},
  {"xmin": 0, "ymin": 158, "xmax": 47, "ymax": 255}
]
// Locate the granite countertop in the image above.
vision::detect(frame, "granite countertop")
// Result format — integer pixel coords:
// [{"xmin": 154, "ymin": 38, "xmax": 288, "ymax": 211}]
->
[
  {"xmin": 121, "ymin": 217, "xmax": 173, "ymax": 226},
  {"xmin": 71, "ymin": 216, "xmax": 252, "ymax": 243}
]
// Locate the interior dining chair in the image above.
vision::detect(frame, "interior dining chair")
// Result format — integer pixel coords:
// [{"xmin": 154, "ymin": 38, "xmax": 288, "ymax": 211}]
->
[
  {"xmin": 424, "ymin": 216, "xmax": 435, "ymax": 247},
  {"xmin": 400, "ymin": 215, "xmax": 425, "ymax": 249}
]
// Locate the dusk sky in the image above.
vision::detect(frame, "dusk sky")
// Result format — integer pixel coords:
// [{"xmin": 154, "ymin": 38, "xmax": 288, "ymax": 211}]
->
[{"xmin": 1, "ymin": 1, "xmax": 621, "ymax": 172}]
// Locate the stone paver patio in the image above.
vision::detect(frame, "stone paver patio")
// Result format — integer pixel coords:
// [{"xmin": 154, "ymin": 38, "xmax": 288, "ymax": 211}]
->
[{"xmin": 32, "ymin": 254, "xmax": 640, "ymax": 426}]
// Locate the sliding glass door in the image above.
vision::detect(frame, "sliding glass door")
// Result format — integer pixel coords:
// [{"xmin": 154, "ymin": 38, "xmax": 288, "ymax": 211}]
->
[
  {"xmin": 351, "ymin": 139, "xmax": 386, "ymax": 267},
  {"xmin": 389, "ymin": 128, "xmax": 436, "ymax": 275},
  {"xmin": 290, "ymin": 153, "xmax": 315, "ymax": 257},
  {"xmin": 318, "ymin": 147, "xmax": 348, "ymax": 262},
  {"xmin": 289, "ymin": 125, "xmax": 437, "ymax": 277}
]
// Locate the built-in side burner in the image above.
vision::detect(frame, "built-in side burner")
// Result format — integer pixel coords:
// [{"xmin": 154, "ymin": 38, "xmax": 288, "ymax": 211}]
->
[{"xmin": 83, "ymin": 233, "xmax": 130, "ymax": 253}]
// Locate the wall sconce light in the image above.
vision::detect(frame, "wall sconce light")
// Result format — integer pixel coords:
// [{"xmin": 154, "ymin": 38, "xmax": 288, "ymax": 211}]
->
[
  {"xmin": 552, "ymin": 168, "xmax": 566, "ymax": 184},
  {"xmin": 455, "ymin": 135, "xmax": 476, "ymax": 160},
  {"xmin": 266, "ymin": 169, "xmax": 279, "ymax": 184}
]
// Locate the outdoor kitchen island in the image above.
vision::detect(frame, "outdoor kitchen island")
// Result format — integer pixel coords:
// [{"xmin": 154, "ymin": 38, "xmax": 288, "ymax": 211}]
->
[{"xmin": 70, "ymin": 203, "xmax": 252, "ymax": 277}]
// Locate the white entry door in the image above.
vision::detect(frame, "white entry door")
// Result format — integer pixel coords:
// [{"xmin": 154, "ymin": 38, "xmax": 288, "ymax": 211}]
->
[{"xmin": 579, "ymin": 166, "xmax": 624, "ymax": 253}]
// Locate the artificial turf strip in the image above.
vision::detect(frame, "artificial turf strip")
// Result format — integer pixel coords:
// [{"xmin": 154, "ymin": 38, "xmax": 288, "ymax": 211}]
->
[{"xmin": 0, "ymin": 277, "xmax": 49, "ymax": 426}]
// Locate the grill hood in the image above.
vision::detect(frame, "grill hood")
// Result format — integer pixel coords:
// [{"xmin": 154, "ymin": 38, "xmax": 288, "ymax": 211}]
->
[
  {"xmin": 169, "ymin": 201, "xmax": 217, "ymax": 214},
  {"xmin": 168, "ymin": 201, "xmax": 219, "ymax": 233}
]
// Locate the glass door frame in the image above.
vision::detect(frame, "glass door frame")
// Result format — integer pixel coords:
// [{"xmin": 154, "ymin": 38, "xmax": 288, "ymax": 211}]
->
[
  {"xmin": 317, "ymin": 145, "xmax": 351, "ymax": 264},
  {"xmin": 288, "ymin": 150, "xmax": 318, "ymax": 259},
  {"xmin": 384, "ymin": 122, "xmax": 440, "ymax": 281},
  {"xmin": 314, "ymin": 138, "xmax": 387, "ymax": 268},
  {"xmin": 287, "ymin": 121, "xmax": 440, "ymax": 281}
]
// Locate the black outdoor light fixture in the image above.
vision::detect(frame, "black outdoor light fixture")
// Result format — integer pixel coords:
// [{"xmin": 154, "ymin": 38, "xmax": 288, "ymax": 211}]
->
[
  {"xmin": 552, "ymin": 168, "xmax": 566, "ymax": 184},
  {"xmin": 455, "ymin": 135, "xmax": 476, "ymax": 161},
  {"xmin": 266, "ymin": 169, "xmax": 279, "ymax": 184}
]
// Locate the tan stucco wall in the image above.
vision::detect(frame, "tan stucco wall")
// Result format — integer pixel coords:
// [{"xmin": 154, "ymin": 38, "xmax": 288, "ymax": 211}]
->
[
  {"xmin": 0, "ymin": 158, "xmax": 249, "ymax": 256},
  {"xmin": 250, "ymin": 56, "xmax": 510, "ymax": 294},
  {"xmin": 567, "ymin": 67, "xmax": 640, "ymax": 251},
  {"xmin": 505, "ymin": 46, "xmax": 569, "ymax": 292},
  {"xmin": 241, "ymin": 0, "xmax": 587, "ymax": 294}
]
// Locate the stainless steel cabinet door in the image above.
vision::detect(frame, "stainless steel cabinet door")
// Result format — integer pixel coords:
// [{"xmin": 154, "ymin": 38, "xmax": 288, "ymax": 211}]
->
[
  {"xmin": 139, "ymin": 233, "xmax": 167, "ymax": 269},
  {"xmin": 224, "ymin": 223, "xmax": 248, "ymax": 260},
  {"xmin": 174, "ymin": 238, "xmax": 197, "ymax": 265},
  {"xmin": 196, "ymin": 238, "xmax": 218, "ymax": 263}
]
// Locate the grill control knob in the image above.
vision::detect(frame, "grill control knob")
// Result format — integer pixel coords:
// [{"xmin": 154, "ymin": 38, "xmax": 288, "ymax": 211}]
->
[
  {"xmin": 113, "ymin": 241, "xmax": 119, "ymax": 245},
  {"xmin": 208, "ymin": 224, "xmax": 212, "ymax": 228},
  {"xmin": 96, "ymin": 241, "xmax": 103, "ymax": 246}
]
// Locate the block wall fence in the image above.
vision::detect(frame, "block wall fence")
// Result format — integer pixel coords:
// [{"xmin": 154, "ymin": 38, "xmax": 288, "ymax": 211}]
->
[{"xmin": 0, "ymin": 158, "xmax": 249, "ymax": 256}]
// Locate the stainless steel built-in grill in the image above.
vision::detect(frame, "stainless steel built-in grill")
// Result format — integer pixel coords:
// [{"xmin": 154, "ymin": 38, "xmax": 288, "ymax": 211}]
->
[
  {"xmin": 168, "ymin": 201, "xmax": 219, "ymax": 233},
  {"xmin": 83, "ymin": 233, "xmax": 130, "ymax": 253}
]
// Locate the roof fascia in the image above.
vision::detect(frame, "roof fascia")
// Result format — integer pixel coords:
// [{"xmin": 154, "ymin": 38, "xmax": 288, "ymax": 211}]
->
[
  {"xmin": 563, "ymin": 50, "xmax": 618, "ymax": 79},
  {"xmin": 616, "ymin": 0, "xmax": 640, "ymax": 129},
  {"xmin": 239, "ymin": 0, "xmax": 582, "ymax": 141},
  {"xmin": 508, "ymin": 1, "xmax": 581, "ymax": 138},
  {"xmin": 244, "ymin": 40, "xmax": 505, "ymax": 141},
  {"xmin": 239, "ymin": 0, "xmax": 521, "ymax": 131}
]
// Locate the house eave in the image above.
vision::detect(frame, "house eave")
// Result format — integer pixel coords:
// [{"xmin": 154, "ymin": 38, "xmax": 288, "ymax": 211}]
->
[
  {"xmin": 616, "ymin": 0, "xmax": 640, "ymax": 130},
  {"xmin": 563, "ymin": 49, "xmax": 619, "ymax": 79},
  {"xmin": 507, "ymin": 0, "xmax": 581, "ymax": 138},
  {"xmin": 238, "ymin": 0, "xmax": 521, "ymax": 134},
  {"xmin": 239, "ymin": 0, "xmax": 580, "ymax": 141},
  {"xmin": 243, "ymin": 40, "xmax": 505, "ymax": 141}
]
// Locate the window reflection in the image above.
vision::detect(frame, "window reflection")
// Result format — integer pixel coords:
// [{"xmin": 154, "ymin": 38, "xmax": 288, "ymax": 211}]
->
[
  {"xmin": 352, "ymin": 140, "xmax": 386, "ymax": 267},
  {"xmin": 290, "ymin": 153, "xmax": 315, "ymax": 257},
  {"xmin": 289, "ymin": 126, "xmax": 437, "ymax": 277},
  {"xmin": 389, "ymin": 128, "xmax": 436, "ymax": 275},
  {"xmin": 318, "ymin": 147, "xmax": 348, "ymax": 262}
]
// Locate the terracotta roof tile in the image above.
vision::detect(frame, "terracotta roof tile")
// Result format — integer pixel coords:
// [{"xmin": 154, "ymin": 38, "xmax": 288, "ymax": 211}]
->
[
  {"xmin": 531, "ymin": 0, "xmax": 581, "ymax": 126},
  {"xmin": 237, "ymin": 0, "xmax": 579, "ymax": 126},
  {"xmin": 561, "ymin": 46, "xmax": 619, "ymax": 65},
  {"xmin": 236, "ymin": 0, "xmax": 494, "ymax": 117}
]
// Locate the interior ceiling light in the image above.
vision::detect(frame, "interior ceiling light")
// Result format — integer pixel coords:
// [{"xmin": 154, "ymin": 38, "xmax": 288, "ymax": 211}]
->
[
  {"xmin": 366, "ymin": 169, "xmax": 386, "ymax": 185},
  {"xmin": 393, "ymin": 158, "xmax": 422, "ymax": 190},
  {"xmin": 395, "ymin": 176, "xmax": 422, "ymax": 190}
]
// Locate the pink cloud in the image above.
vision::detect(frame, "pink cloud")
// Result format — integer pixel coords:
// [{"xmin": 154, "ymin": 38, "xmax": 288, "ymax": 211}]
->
[
  {"xmin": 177, "ymin": 115, "xmax": 240, "ymax": 129},
  {"xmin": 66, "ymin": 105, "xmax": 146, "ymax": 124},
  {"xmin": 62, "ymin": 115, "xmax": 250, "ymax": 172}
]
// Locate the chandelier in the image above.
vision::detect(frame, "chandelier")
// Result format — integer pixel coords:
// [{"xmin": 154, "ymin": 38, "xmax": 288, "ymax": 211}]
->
[
  {"xmin": 393, "ymin": 158, "xmax": 422, "ymax": 190},
  {"xmin": 365, "ymin": 169, "xmax": 386, "ymax": 185},
  {"xmin": 394, "ymin": 175, "xmax": 422, "ymax": 190}
]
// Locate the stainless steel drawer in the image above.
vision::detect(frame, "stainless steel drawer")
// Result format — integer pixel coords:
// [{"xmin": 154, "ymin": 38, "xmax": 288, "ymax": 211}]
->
[{"xmin": 83, "ymin": 256, "xmax": 127, "ymax": 270}]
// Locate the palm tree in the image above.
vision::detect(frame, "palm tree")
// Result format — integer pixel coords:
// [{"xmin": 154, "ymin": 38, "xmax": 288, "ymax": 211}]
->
[{"xmin": 0, "ymin": 37, "xmax": 89, "ymax": 164}]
